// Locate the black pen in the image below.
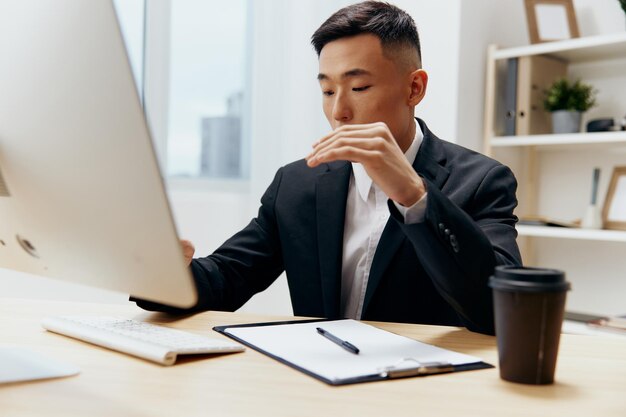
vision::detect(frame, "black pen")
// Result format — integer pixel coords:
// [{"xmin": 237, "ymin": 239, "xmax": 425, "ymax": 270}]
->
[{"xmin": 316, "ymin": 327, "xmax": 360, "ymax": 354}]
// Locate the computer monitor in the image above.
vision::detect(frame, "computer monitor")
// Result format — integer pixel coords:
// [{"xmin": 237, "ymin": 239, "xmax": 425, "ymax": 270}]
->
[{"xmin": 0, "ymin": 1, "xmax": 197, "ymax": 308}]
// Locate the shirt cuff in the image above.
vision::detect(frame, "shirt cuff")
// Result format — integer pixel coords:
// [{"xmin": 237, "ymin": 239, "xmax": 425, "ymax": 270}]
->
[{"xmin": 392, "ymin": 192, "xmax": 428, "ymax": 224}]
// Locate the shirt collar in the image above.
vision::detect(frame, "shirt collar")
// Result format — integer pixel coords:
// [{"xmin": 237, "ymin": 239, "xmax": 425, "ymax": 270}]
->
[{"xmin": 352, "ymin": 119, "xmax": 424, "ymax": 202}]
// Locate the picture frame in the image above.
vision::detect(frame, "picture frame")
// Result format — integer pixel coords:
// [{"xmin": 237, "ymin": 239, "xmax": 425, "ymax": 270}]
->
[
  {"xmin": 602, "ymin": 166, "xmax": 626, "ymax": 231},
  {"xmin": 524, "ymin": 0, "xmax": 580, "ymax": 44}
]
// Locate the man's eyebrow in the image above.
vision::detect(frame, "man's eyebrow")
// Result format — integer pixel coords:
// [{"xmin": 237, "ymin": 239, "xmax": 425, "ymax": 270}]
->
[{"xmin": 317, "ymin": 68, "xmax": 373, "ymax": 81}]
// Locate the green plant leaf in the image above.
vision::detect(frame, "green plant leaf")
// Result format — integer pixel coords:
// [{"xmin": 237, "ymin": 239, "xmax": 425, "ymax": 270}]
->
[{"xmin": 543, "ymin": 78, "xmax": 597, "ymax": 112}]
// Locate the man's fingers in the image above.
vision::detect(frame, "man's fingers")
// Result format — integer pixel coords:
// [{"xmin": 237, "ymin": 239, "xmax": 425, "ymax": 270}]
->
[
  {"xmin": 307, "ymin": 132, "xmax": 386, "ymax": 161},
  {"xmin": 315, "ymin": 137, "xmax": 384, "ymax": 157},
  {"xmin": 307, "ymin": 146, "xmax": 381, "ymax": 167},
  {"xmin": 314, "ymin": 125, "xmax": 382, "ymax": 149},
  {"xmin": 180, "ymin": 239, "xmax": 195, "ymax": 266},
  {"xmin": 312, "ymin": 122, "xmax": 389, "ymax": 148},
  {"xmin": 307, "ymin": 136, "xmax": 359, "ymax": 164}
]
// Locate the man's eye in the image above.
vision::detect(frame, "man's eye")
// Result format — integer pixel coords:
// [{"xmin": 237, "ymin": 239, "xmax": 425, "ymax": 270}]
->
[
  {"xmin": 352, "ymin": 86, "xmax": 371, "ymax": 92},
  {"xmin": 323, "ymin": 90, "xmax": 334, "ymax": 96}
]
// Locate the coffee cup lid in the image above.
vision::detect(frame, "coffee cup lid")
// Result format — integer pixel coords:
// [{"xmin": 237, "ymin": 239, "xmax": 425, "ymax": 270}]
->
[{"xmin": 489, "ymin": 266, "xmax": 571, "ymax": 293}]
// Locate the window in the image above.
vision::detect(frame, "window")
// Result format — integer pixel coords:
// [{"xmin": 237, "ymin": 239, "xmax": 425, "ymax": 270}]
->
[
  {"xmin": 167, "ymin": 0, "xmax": 249, "ymax": 179},
  {"xmin": 115, "ymin": 0, "xmax": 250, "ymax": 180}
]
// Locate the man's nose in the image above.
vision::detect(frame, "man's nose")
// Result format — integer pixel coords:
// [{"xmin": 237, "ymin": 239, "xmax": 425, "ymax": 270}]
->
[{"xmin": 332, "ymin": 92, "xmax": 353, "ymax": 123}]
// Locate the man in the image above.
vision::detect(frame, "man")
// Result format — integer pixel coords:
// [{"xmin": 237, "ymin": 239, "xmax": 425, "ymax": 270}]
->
[{"xmin": 135, "ymin": 1, "xmax": 521, "ymax": 335}]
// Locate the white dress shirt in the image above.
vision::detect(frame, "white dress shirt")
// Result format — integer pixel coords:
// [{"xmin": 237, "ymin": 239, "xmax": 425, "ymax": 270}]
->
[{"xmin": 340, "ymin": 120, "xmax": 427, "ymax": 319}]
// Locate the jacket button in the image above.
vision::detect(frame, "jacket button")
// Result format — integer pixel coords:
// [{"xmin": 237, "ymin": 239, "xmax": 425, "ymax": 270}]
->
[
  {"xmin": 438, "ymin": 223, "xmax": 445, "ymax": 233},
  {"xmin": 444, "ymin": 229, "xmax": 451, "ymax": 239},
  {"xmin": 450, "ymin": 234, "xmax": 459, "ymax": 252}
]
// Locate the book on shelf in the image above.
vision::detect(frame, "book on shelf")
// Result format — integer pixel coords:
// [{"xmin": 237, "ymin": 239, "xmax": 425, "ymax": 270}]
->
[
  {"xmin": 501, "ymin": 55, "xmax": 567, "ymax": 136},
  {"xmin": 588, "ymin": 316, "xmax": 626, "ymax": 333},
  {"xmin": 565, "ymin": 312, "xmax": 626, "ymax": 335}
]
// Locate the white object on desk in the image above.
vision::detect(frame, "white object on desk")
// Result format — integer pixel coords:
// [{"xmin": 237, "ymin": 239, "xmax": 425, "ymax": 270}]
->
[
  {"xmin": 42, "ymin": 316, "xmax": 245, "ymax": 366},
  {"xmin": 0, "ymin": 347, "xmax": 79, "ymax": 384}
]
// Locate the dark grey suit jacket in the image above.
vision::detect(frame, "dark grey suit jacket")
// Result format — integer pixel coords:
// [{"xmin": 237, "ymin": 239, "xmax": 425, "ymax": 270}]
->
[{"xmin": 136, "ymin": 119, "xmax": 521, "ymax": 334}]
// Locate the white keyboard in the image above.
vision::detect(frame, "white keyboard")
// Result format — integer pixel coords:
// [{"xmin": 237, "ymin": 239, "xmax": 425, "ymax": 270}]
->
[{"xmin": 41, "ymin": 316, "xmax": 245, "ymax": 366}]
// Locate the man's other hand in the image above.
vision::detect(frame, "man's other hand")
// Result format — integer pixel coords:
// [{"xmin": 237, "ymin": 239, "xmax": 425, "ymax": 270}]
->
[{"xmin": 180, "ymin": 239, "xmax": 195, "ymax": 266}]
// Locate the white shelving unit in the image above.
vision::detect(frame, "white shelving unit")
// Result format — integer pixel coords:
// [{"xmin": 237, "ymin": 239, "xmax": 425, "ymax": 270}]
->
[
  {"xmin": 517, "ymin": 225, "xmax": 626, "ymax": 243},
  {"xmin": 483, "ymin": 33, "xmax": 626, "ymax": 315},
  {"xmin": 491, "ymin": 32, "xmax": 626, "ymax": 62},
  {"xmin": 491, "ymin": 131, "xmax": 626, "ymax": 150},
  {"xmin": 484, "ymin": 33, "xmax": 626, "ymax": 245}
]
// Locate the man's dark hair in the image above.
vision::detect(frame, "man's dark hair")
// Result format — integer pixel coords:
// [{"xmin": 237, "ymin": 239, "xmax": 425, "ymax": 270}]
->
[{"xmin": 311, "ymin": 1, "xmax": 421, "ymax": 66}]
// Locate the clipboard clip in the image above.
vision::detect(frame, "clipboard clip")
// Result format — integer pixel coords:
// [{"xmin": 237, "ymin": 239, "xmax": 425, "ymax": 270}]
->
[{"xmin": 378, "ymin": 358, "xmax": 454, "ymax": 379}]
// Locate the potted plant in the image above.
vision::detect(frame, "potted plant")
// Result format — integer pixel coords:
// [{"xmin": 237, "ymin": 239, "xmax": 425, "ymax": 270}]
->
[
  {"xmin": 620, "ymin": 1, "xmax": 626, "ymax": 29},
  {"xmin": 543, "ymin": 78, "xmax": 597, "ymax": 134}
]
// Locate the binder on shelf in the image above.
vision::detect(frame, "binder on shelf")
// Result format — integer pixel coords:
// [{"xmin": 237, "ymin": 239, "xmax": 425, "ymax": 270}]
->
[
  {"xmin": 503, "ymin": 58, "xmax": 518, "ymax": 136},
  {"xmin": 515, "ymin": 55, "xmax": 567, "ymax": 135},
  {"xmin": 214, "ymin": 318, "xmax": 492, "ymax": 386}
]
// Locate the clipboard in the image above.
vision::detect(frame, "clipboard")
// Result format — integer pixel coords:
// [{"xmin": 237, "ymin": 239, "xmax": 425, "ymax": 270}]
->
[{"xmin": 214, "ymin": 318, "xmax": 493, "ymax": 386}]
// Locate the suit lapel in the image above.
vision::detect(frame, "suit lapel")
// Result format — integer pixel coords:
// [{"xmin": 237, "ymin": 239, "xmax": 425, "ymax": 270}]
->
[
  {"xmin": 412, "ymin": 118, "xmax": 450, "ymax": 190},
  {"xmin": 361, "ymin": 119, "xmax": 450, "ymax": 316},
  {"xmin": 316, "ymin": 161, "xmax": 351, "ymax": 318}
]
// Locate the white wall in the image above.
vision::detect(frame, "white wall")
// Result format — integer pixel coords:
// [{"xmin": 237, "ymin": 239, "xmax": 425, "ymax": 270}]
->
[
  {"xmin": 575, "ymin": 0, "xmax": 625, "ymax": 35},
  {"xmin": 395, "ymin": 0, "xmax": 462, "ymax": 142},
  {"xmin": 457, "ymin": 0, "xmax": 528, "ymax": 152}
]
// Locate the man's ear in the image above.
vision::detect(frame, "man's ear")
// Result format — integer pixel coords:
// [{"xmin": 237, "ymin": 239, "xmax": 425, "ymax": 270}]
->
[{"xmin": 408, "ymin": 69, "xmax": 428, "ymax": 106}]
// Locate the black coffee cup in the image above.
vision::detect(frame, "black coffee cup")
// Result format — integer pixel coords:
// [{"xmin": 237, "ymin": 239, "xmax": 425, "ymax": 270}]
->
[{"xmin": 489, "ymin": 266, "xmax": 571, "ymax": 384}]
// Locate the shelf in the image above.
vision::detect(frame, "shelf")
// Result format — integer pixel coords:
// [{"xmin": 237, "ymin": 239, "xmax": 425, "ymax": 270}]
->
[
  {"xmin": 490, "ymin": 131, "xmax": 626, "ymax": 150},
  {"xmin": 492, "ymin": 33, "xmax": 626, "ymax": 63},
  {"xmin": 517, "ymin": 225, "xmax": 626, "ymax": 242}
]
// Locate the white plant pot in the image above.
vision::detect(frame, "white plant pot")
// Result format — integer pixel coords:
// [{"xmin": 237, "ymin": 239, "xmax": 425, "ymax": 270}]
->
[{"xmin": 552, "ymin": 110, "xmax": 582, "ymax": 134}]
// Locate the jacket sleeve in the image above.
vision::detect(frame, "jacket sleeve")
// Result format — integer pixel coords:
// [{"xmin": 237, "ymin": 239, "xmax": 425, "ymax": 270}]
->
[
  {"xmin": 133, "ymin": 168, "xmax": 286, "ymax": 314},
  {"xmin": 388, "ymin": 164, "xmax": 522, "ymax": 334}
]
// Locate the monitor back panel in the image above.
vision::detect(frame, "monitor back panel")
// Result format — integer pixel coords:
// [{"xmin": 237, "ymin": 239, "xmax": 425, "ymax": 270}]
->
[{"xmin": 0, "ymin": 0, "xmax": 197, "ymax": 308}]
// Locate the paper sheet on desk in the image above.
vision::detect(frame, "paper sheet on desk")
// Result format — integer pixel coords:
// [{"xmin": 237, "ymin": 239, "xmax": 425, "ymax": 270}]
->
[{"xmin": 223, "ymin": 319, "xmax": 484, "ymax": 384}]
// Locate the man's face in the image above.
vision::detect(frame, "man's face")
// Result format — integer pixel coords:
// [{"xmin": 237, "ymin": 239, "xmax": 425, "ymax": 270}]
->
[{"xmin": 317, "ymin": 34, "xmax": 417, "ymax": 144}]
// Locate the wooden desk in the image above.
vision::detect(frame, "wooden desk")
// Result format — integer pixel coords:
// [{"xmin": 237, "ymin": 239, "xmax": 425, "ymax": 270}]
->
[{"xmin": 0, "ymin": 298, "xmax": 624, "ymax": 417}]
